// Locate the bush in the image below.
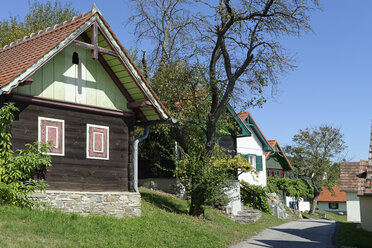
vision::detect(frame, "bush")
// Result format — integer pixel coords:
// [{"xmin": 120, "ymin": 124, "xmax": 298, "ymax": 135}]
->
[
  {"xmin": 0, "ymin": 102, "xmax": 52, "ymax": 207},
  {"xmin": 267, "ymin": 176, "xmax": 310, "ymax": 209},
  {"xmin": 241, "ymin": 180, "xmax": 271, "ymax": 213}
]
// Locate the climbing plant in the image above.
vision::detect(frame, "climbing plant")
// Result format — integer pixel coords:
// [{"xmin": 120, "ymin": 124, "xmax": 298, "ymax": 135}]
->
[
  {"xmin": 267, "ymin": 177, "xmax": 311, "ymax": 209},
  {"xmin": 0, "ymin": 102, "xmax": 52, "ymax": 207},
  {"xmin": 240, "ymin": 180, "xmax": 272, "ymax": 214}
]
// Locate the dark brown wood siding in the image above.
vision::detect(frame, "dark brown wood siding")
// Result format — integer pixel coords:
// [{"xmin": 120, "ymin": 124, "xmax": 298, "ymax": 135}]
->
[{"xmin": 11, "ymin": 101, "xmax": 134, "ymax": 192}]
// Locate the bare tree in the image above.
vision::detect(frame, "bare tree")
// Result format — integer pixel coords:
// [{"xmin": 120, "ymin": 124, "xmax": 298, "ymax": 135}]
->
[
  {"xmin": 128, "ymin": 0, "xmax": 197, "ymax": 69},
  {"xmin": 128, "ymin": 0, "xmax": 319, "ymax": 216}
]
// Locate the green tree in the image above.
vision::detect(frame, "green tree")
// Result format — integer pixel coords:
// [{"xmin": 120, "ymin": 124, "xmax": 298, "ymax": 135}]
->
[
  {"xmin": 0, "ymin": 103, "xmax": 52, "ymax": 207},
  {"xmin": 285, "ymin": 125, "xmax": 346, "ymax": 214},
  {"xmin": 0, "ymin": 0, "xmax": 78, "ymax": 47},
  {"xmin": 267, "ymin": 177, "xmax": 311, "ymax": 210},
  {"xmin": 128, "ymin": 0, "xmax": 319, "ymax": 216}
]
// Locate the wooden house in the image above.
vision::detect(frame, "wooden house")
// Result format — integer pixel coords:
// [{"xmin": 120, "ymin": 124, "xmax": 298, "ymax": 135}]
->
[
  {"xmin": 0, "ymin": 6, "xmax": 171, "ymax": 217},
  {"xmin": 265, "ymin": 140, "xmax": 293, "ymax": 178}
]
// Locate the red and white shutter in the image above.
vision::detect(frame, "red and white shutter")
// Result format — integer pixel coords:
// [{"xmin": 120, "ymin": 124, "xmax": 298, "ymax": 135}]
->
[
  {"xmin": 38, "ymin": 117, "xmax": 65, "ymax": 156},
  {"xmin": 86, "ymin": 124, "xmax": 109, "ymax": 160}
]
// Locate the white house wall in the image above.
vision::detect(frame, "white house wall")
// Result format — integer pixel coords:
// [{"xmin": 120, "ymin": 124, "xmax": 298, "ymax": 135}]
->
[
  {"xmin": 318, "ymin": 202, "xmax": 346, "ymax": 213},
  {"xmin": 237, "ymin": 125, "xmax": 266, "ymax": 187},
  {"xmin": 285, "ymin": 196, "xmax": 310, "ymax": 212},
  {"xmin": 359, "ymin": 196, "xmax": 372, "ymax": 232},
  {"xmin": 346, "ymin": 192, "xmax": 361, "ymax": 223}
]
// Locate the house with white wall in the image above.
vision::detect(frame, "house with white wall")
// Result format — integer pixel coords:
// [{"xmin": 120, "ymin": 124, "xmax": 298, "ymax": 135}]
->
[
  {"xmin": 237, "ymin": 111, "xmax": 273, "ymax": 186},
  {"xmin": 340, "ymin": 161, "xmax": 365, "ymax": 222},
  {"xmin": 318, "ymin": 186, "xmax": 347, "ymax": 214},
  {"xmin": 358, "ymin": 127, "xmax": 372, "ymax": 232}
]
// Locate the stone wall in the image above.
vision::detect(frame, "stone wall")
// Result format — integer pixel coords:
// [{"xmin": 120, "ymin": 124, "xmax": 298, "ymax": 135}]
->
[
  {"xmin": 30, "ymin": 190, "xmax": 141, "ymax": 218},
  {"xmin": 267, "ymin": 193, "xmax": 289, "ymax": 219}
]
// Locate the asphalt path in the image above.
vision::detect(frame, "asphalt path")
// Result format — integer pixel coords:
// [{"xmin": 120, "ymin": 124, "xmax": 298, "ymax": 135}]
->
[{"xmin": 230, "ymin": 219, "xmax": 337, "ymax": 248}]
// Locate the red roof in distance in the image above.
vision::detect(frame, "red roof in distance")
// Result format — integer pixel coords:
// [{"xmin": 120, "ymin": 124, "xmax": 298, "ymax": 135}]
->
[{"xmin": 318, "ymin": 186, "xmax": 346, "ymax": 202}]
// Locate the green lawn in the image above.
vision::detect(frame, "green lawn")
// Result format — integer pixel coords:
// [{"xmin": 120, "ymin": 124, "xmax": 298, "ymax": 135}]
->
[
  {"xmin": 0, "ymin": 188, "xmax": 288, "ymax": 248},
  {"xmin": 302, "ymin": 209, "xmax": 372, "ymax": 248}
]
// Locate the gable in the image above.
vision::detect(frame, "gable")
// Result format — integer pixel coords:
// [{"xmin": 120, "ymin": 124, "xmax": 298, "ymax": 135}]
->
[
  {"xmin": 13, "ymin": 45, "xmax": 128, "ymax": 111},
  {"xmin": 226, "ymin": 104, "xmax": 251, "ymax": 136},
  {"xmin": 266, "ymin": 141, "xmax": 293, "ymax": 170},
  {"xmin": 237, "ymin": 111, "xmax": 272, "ymax": 151},
  {"xmin": 0, "ymin": 8, "xmax": 170, "ymax": 122}
]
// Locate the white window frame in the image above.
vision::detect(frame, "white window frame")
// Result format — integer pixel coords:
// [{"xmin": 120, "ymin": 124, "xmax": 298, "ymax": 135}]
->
[
  {"xmin": 248, "ymin": 155, "xmax": 256, "ymax": 167},
  {"xmin": 38, "ymin": 116, "xmax": 65, "ymax": 156},
  {"xmin": 86, "ymin": 124, "xmax": 109, "ymax": 160}
]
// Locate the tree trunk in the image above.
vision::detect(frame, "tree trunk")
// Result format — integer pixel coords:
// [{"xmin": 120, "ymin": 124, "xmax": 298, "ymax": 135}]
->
[
  {"xmin": 189, "ymin": 194, "xmax": 205, "ymax": 217},
  {"xmin": 204, "ymin": 117, "xmax": 217, "ymax": 159},
  {"xmin": 309, "ymin": 190, "xmax": 320, "ymax": 215}
]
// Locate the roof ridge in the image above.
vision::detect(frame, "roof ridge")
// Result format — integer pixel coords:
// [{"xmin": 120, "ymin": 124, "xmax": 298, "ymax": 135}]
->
[{"xmin": 0, "ymin": 9, "xmax": 95, "ymax": 53}]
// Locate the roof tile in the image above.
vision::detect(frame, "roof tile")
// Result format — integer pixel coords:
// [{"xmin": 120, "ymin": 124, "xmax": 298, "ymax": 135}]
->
[
  {"xmin": 0, "ymin": 10, "xmax": 94, "ymax": 89},
  {"xmin": 318, "ymin": 186, "xmax": 346, "ymax": 202}
]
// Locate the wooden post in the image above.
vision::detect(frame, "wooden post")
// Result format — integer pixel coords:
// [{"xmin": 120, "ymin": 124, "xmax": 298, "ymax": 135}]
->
[{"xmin": 92, "ymin": 23, "xmax": 98, "ymax": 60}]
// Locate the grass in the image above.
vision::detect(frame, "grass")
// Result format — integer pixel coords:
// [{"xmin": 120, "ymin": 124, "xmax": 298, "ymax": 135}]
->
[
  {"xmin": 302, "ymin": 209, "xmax": 372, "ymax": 248},
  {"xmin": 0, "ymin": 188, "xmax": 289, "ymax": 248},
  {"xmin": 302, "ymin": 209, "xmax": 347, "ymax": 222}
]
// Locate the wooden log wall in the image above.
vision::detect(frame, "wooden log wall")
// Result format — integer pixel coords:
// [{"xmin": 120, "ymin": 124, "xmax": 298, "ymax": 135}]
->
[{"xmin": 11, "ymin": 101, "xmax": 134, "ymax": 192}]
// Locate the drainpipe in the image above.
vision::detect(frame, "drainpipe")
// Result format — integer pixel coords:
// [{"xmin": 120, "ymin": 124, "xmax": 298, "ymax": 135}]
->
[{"xmin": 133, "ymin": 118, "xmax": 177, "ymax": 193}]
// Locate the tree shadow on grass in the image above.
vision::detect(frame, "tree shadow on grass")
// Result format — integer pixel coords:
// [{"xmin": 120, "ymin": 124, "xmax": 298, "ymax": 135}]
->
[
  {"xmin": 141, "ymin": 191, "xmax": 188, "ymax": 214},
  {"xmin": 338, "ymin": 222, "xmax": 372, "ymax": 248}
]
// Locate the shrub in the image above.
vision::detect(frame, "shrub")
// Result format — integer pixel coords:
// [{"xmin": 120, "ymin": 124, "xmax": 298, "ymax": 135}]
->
[
  {"xmin": 0, "ymin": 102, "xmax": 52, "ymax": 207},
  {"xmin": 240, "ymin": 180, "xmax": 271, "ymax": 213}
]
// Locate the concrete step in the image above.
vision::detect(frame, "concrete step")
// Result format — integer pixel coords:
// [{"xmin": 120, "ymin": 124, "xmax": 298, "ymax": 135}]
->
[{"xmin": 230, "ymin": 209, "xmax": 262, "ymax": 223}]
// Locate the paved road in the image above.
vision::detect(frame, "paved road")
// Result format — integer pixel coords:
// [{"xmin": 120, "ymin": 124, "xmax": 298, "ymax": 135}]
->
[{"xmin": 230, "ymin": 219, "xmax": 337, "ymax": 248}]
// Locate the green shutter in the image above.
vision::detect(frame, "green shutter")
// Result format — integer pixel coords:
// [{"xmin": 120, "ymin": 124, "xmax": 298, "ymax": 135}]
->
[
  {"xmin": 256, "ymin": 156, "xmax": 263, "ymax": 171},
  {"xmin": 244, "ymin": 154, "xmax": 250, "ymax": 161}
]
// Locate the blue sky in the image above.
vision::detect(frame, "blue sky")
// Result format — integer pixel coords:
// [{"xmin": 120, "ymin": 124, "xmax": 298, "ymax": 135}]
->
[{"xmin": 1, "ymin": 0, "xmax": 371, "ymax": 161}]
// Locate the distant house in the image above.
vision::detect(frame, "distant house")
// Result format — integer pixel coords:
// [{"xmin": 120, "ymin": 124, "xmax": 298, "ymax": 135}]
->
[
  {"xmin": 237, "ymin": 111, "xmax": 273, "ymax": 187},
  {"xmin": 265, "ymin": 140, "xmax": 293, "ymax": 178},
  {"xmin": 358, "ymin": 128, "xmax": 372, "ymax": 232},
  {"xmin": 0, "ymin": 6, "xmax": 171, "ymax": 217},
  {"xmin": 318, "ymin": 186, "xmax": 346, "ymax": 214},
  {"xmin": 340, "ymin": 161, "xmax": 366, "ymax": 222}
]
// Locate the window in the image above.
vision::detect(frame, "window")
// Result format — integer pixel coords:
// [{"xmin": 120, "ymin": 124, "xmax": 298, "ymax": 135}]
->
[
  {"xmin": 328, "ymin": 202, "xmax": 339, "ymax": 209},
  {"xmin": 243, "ymin": 154, "xmax": 263, "ymax": 172},
  {"xmin": 38, "ymin": 117, "xmax": 65, "ymax": 156},
  {"xmin": 86, "ymin": 124, "xmax": 109, "ymax": 160},
  {"xmin": 248, "ymin": 155, "xmax": 256, "ymax": 167}
]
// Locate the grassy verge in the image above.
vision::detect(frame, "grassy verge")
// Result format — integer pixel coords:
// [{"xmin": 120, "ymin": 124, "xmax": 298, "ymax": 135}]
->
[
  {"xmin": 302, "ymin": 210, "xmax": 372, "ymax": 248},
  {"xmin": 0, "ymin": 188, "xmax": 288, "ymax": 248}
]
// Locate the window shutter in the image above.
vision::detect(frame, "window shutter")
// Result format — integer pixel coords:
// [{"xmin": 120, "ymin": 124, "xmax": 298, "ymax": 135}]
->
[
  {"xmin": 256, "ymin": 156, "xmax": 263, "ymax": 171},
  {"xmin": 244, "ymin": 154, "xmax": 250, "ymax": 161}
]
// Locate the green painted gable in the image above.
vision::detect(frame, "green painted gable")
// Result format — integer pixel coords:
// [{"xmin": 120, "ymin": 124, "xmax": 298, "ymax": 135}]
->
[
  {"xmin": 266, "ymin": 143, "xmax": 292, "ymax": 171},
  {"xmin": 13, "ymin": 45, "xmax": 129, "ymax": 111},
  {"xmin": 226, "ymin": 104, "xmax": 251, "ymax": 136},
  {"xmin": 240, "ymin": 113, "xmax": 272, "ymax": 151}
]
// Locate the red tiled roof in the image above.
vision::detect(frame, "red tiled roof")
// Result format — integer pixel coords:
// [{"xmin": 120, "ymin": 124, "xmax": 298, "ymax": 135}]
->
[
  {"xmin": 265, "ymin": 140, "xmax": 277, "ymax": 158},
  {"xmin": 0, "ymin": 7, "xmax": 171, "ymax": 121},
  {"xmin": 340, "ymin": 160, "xmax": 366, "ymax": 192},
  {"xmin": 318, "ymin": 186, "xmax": 346, "ymax": 202},
  {"xmin": 0, "ymin": 11, "xmax": 94, "ymax": 89},
  {"xmin": 265, "ymin": 139, "xmax": 293, "ymax": 170},
  {"xmin": 237, "ymin": 111, "xmax": 249, "ymax": 122}
]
